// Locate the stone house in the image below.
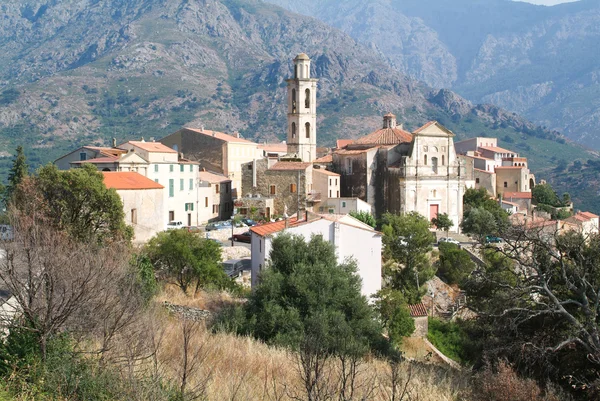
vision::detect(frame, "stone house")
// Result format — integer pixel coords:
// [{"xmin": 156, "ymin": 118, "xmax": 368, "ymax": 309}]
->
[
  {"xmin": 332, "ymin": 115, "xmax": 473, "ymax": 230},
  {"xmin": 312, "ymin": 168, "xmax": 340, "ymax": 200},
  {"xmin": 54, "ymin": 145, "xmax": 126, "ymax": 170},
  {"xmin": 564, "ymin": 211, "xmax": 600, "ymax": 236},
  {"xmin": 241, "ymin": 158, "xmax": 314, "ymax": 217},
  {"xmin": 249, "ymin": 212, "xmax": 382, "ymax": 298},
  {"xmin": 408, "ymin": 303, "xmax": 428, "ymax": 338},
  {"xmin": 102, "ymin": 172, "xmax": 164, "ymax": 243},
  {"xmin": 159, "ymin": 127, "xmax": 261, "ymax": 197}
]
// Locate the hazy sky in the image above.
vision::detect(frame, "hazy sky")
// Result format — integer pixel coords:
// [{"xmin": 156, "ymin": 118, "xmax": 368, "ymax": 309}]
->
[{"xmin": 514, "ymin": 0, "xmax": 579, "ymax": 5}]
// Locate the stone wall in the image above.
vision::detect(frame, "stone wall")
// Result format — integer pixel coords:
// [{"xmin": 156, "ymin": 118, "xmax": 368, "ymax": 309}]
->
[
  {"xmin": 160, "ymin": 129, "xmax": 225, "ymax": 175},
  {"xmin": 412, "ymin": 316, "xmax": 428, "ymax": 338}
]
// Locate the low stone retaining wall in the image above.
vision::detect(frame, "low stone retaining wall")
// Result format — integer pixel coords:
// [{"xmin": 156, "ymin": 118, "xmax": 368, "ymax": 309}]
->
[{"xmin": 162, "ymin": 301, "xmax": 212, "ymax": 322}]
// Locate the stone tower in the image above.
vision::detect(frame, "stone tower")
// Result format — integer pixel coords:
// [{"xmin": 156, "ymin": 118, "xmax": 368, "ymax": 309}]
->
[{"xmin": 286, "ymin": 53, "xmax": 318, "ymax": 162}]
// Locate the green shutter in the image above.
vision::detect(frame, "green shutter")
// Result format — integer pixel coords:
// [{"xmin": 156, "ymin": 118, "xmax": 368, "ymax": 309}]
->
[
  {"xmin": 169, "ymin": 179, "xmax": 174, "ymax": 197},
  {"xmin": 180, "ymin": 179, "xmax": 184, "ymax": 191},
  {"xmin": 189, "ymin": 179, "xmax": 193, "ymax": 190},
  {"xmin": 180, "ymin": 164, "xmax": 184, "ymax": 172}
]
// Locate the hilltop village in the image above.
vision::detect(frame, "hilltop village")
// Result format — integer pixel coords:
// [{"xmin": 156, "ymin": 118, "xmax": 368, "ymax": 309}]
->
[{"xmin": 52, "ymin": 53, "xmax": 598, "ymax": 294}]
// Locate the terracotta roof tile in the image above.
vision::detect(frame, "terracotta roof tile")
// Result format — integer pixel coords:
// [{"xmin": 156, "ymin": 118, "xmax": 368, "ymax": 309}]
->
[
  {"xmin": 495, "ymin": 166, "xmax": 525, "ymax": 170},
  {"xmin": 336, "ymin": 139, "xmax": 354, "ymax": 149},
  {"xmin": 259, "ymin": 143, "xmax": 288, "ymax": 153},
  {"xmin": 199, "ymin": 171, "xmax": 231, "ymax": 184},
  {"xmin": 413, "ymin": 121, "xmax": 437, "ymax": 133},
  {"xmin": 250, "ymin": 218, "xmax": 300, "ymax": 237},
  {"xmin": 123, "ymin": 141, "xmax": 178, "ymax": 153},
  {"xmin": 579, "ymin": 211, "xmax": 599, "ymax": 219},
  {"xmin": 503, "ymin": 192, "xmax": 532, "ymax": 199},
  {"xmin": 269, "ymin": 162, "xmax": 312, "ymax": 171},
  {"xmin": 102, "ymin": 172, "xmax": 163, "ymax": 190},
  {"xmin": 183, "ymin": 128, "xmax": 255, "ymax": 144},
  {"xmin": 354, "ymin": 127, "xmax": 412, "ymax": 145},
  {"xmin": 335, "ymin": 148, "xmax": 376, "ymax": 155},
  {"xmin": 313, "ymin": 168, "xmax": 340, "ymax": 177},
  {"xmin": 480, "ymin": 145, "xmax": 516, "ymax": 154},
  {"xmin": 408, "ymin": 303, "xmax": 428, "ymax": 317},
  {"xmin": 474, "ymin": 168, "xmax": 494, "ymax": 174},
  {"xmin": 313, "ymin": 154, "xmax": 333, "ymax": 163},
  {"xmin": 71, "ymin": 156, "xmax": 119, "ymax": 164}
]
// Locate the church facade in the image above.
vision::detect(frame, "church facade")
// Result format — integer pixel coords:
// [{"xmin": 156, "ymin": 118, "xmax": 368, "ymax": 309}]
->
[{"xmin": 332, "ymin": 115, "xmax": 473, "ymax": 231}]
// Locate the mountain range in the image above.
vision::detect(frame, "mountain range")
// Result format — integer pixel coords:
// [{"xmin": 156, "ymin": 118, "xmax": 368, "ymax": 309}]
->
[
  {"xmin": 0, "ymin": 0, "xmax": 598, "ymax": 211},
  {"xmin": 267, "ymin": 0, "xmax": 600, "ymax": 149}
]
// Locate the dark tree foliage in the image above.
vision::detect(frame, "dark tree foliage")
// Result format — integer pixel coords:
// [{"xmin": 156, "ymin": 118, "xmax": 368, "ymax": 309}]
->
[
  {"xmin": 381, "ymin": 212, "xmax": 436, "ymax": 303},
  {"xmin": 431, "ymin": 212, "xmax": 453, "ymax": 236},
  {"xmin": 349, "ymin": 210, "xmax": 377, "ymax": 228},
  {"xmin": 372, "ymin": 288, "xmax": 415, "ymax": 346},
  {"xmin": 4, "ymin": 145, "xmax": 28, "ymax": 205},
  {"xmin": 14, "ymin": 163, "xmax": 131, "ymax": 243},
  {"xmin": 145, "ymin": 229, "xmax": 228, "ymax": 294},
  {"xmin": 435, "ymin": 242, "xmax": 476, "ymax": 285},
  {"xmin": 464, "ymin": 228, "xmax": 600, "ymax": 398},
  {"xmin": 230, "ymin": 233, "xmax": 388, "ymax": 357},
  {"xmin": 461, "ymin": 188, "xmax": 509, "ymax": 240}
]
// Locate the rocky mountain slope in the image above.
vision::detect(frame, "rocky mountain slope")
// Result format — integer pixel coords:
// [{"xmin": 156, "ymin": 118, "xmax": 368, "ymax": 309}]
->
[
  {"xmin": 267, "ymin": 0, "xmax": 600, "ymax": 149},
  {"xmin": 0, "ymin": 0, "xmax": 597, "ymax": 211}
]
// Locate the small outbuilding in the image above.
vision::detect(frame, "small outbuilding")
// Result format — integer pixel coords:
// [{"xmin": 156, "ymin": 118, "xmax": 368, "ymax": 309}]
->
[{"xmin": 409, "ymin": 303, "xmax": 429, "ymax": 337}]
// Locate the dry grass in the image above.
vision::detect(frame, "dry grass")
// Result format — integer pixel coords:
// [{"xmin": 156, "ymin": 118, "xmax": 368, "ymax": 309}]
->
[
  {"xmin": 142, "ymin": 289, "xmax": 472, "ymax": 401},
  {"xmin": 156, "ymin": 283, "xmax": 243, "ymax": 313}
]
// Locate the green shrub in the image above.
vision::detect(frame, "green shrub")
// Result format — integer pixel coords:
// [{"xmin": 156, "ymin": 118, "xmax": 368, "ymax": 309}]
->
[{"xmin": 427, "ymin": 318, "xmax": 473, "ymax": 364}]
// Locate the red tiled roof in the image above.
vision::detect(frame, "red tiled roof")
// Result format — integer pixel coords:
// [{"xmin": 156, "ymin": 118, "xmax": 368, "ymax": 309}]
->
[
  {"xmin": 336, "ymin": 139, "xmax": 354, "ymax": 149},
  {"xmin": 354, "ymin": 127, "xmax": 412, "ymax": 145},
  {"xmin": 495, "ymin": 166, "xmax": 525, "ymax": 170},
  {"xmin": 503, "ymin": 192, "xmax": 532, "ymax": 199},
  {"xmin": 413, "ymin": 121, "xmax": 437, "ymax": 133},
  {"xmin": 269, "ymin": 162, "xmax": 312, "ymax": 171},
  {"xmin": 335, "ymin": 148, "xmax": 376, "ymax": 155},
  {"xmin": 313, "ymin": 154, "xmax": 333, "ymax": 163},
  {"xmin": 313, "ymin": 168, "xmax": 340, "ymax": 177},
  {"xmin": 480, "ymin": 146, "xmax": 516, "ymax": 154},
  {"xmin": 408, "ymin": 303, "xmax": 428, "ymax": 317},
  {"xmin": 83, "ymin": 146, "xmax": 127, "ymax": 157},
  {"xmin": 123, "ymin": 141, "xmax": 178, "ymax": 153},
  {"xmin": 102, "ymin": 172, "xmax": 163, "ymax": 190},
  {"xmin": 183, "ymin": 128, "xmax": 255, "ymax": 144},
  {"xmin": 474, "ymin": 168, "xmax": 494, "ymax": 174},
  {"xmin": 467, "ymin": 154, "xmax": 494, "ymax": 160},
  {"xmin": 199, "ymin": 171, "xmax": 231, "ymax": 183},
  {"xmin": 250, "ymin": 218, "xmax": 300, "ymax": 237},
  {"xmin": 259, "ymin": 143, "xmax": 288, "ymax": 153},
  {"xmin": 579, "ymin": 211, "xmax": 599, "ymax": 219}
]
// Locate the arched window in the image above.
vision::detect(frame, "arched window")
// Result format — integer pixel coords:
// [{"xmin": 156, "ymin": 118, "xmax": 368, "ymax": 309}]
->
[
  {"xmin": 305, "ymin": 65, "xmax": 309, "ymax": 77},
  {"xmin": 291, "ymin": 122, "xmax": 296, "ymax": 138},
  {"xmin": 424, "ymin": 155, "xmax": 427, "ymax": 165},
  {"xmin": 291, "ymin": 89, "xmax": 297, "ymax": 113},
  {"xmin": 305, "ymin": 88, "xmax": 310, "ymax": 108},
  {"xmin": 305, "ymin": 122, "xmax": 310, "ymax": 139},
  {"xmin": 442, "ymin": 155, "xmax": 445, "ymax": 165},
  {"xmin": 432, "ymin": 157, "xmax": 438, "ymax": 174},
  {"xmin": 294, "ymin": 65, "xmax": 298, "ymax": 79}
]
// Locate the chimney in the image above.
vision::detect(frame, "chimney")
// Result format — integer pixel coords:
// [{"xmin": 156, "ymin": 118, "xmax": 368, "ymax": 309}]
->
[
  {"xmin": 285, "ymin": 217, "xmax": 289, "ymax": 229},
  {"xmin": 141, "ymin": 137, "xmax": 145, "ymax": 142},
  {"xmin": 112, "ymin": 137, "xmax": 117, "ymax": 147},
  {"xmin": 150, "ymin": 137, "xmax": 155, "ymax": 142},
  {"xmin": 234, "ymin": 131, "xmax": 240, "ymax": 138},
  {"xmin": 212, "ymin": 131, "xmax": 216, "ymax": 137},
  {"xmin": 200, "ymin": 125, "xmax": 205, "ymax": 132},
  {"xmin": 383, "ymin": 113, "xmax": 397, "ymax": 129}
]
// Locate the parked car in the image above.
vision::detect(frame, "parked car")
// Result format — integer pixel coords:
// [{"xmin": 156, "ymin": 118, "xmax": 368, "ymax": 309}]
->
[
  {"xmin": 240, "ymin": 218, "xmax": 257, "ymax": 227},
  {"xmin": 222, "ymin": 258, "xmax": 251, "ymax": 277},
  {"xmin": 232, "ymin": 231, "xmax": 252, "ymax": 243},
  {"xmin": 205, "ymin": 221, "xmax": 230, "ymax": 231},
  {"xmin": 438, "ymin": 237, "xmax": 460, "ymax": 245},
  {"xmin": 485, "ymin": 235, "xmax": 503, "ymax": 244},
  {"xmin": 166, "ymin": 221, "xmax": 185, "ymax": 230}
]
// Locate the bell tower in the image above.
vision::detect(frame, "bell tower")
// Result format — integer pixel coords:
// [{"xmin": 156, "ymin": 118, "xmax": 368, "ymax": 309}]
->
[{"xmin": 286, "ymin": 53, "xmax": 317, "ymax": 162}]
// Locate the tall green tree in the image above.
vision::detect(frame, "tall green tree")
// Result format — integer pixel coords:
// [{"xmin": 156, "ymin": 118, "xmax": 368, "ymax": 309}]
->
[
  {"xmin": 435, "ymin": 242, "xmax": 476, "ymax": 285},
  {"xmin": 381, "ymin": 212, "xmax": 436, "ymax": 303},
  {"xmin": 431, "ymin": 212, "xmax": 453, "ymax": 237},
  {"xmin": 372, "ymin": 288, "xmax": 415, "ymax": 346},
  {"xmin": 145, "ymin": 229, "xmax": 227, "ymax": 294},
  {"xmin": 4, "ymin": 146, "xmax": 28, "ymax": 205},
  {"xmin": 236, "ymin": 233, "xmax": 386, "ymax": 355},
  {"xmin": 15, "ymin": 164, "xmax": 131, "ymax": 242}
]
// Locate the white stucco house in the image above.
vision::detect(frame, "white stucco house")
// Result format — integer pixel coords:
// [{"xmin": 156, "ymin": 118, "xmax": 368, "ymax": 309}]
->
[
  {"xmin": 249, "ymin": 213, "xmax": 382, "ymax": 298},
  {"xmin": 102, "ymin": 172, "xmax": 165, "ymax": 243}
]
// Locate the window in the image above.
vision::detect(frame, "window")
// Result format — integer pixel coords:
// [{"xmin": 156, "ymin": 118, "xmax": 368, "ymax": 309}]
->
[
  {"xmin": 170, "ymin": 165, "xmax": 174, "ymax": 173},
  {"xmin": 239, "ymin": 208, "xmax": 248, "ymax": 215},
  {"xmin": 504, "ymin": 182, "xmax": 508, "ymax": 188},
  {"xmin": 335, "ymin": 178, "xmax": 338, "ymax": 185},
  {"xmin": 290, "ymin": 183, "xmax": 297, "ymax": 193},
  {"xmin": 154, "ymin": 179, "xmax": 159, "ymax": 183},
  {"xmin": 292, "ymin": 89, "xmax": 297, "ymax": 113},
  {"xmin": 180, "ymin": 164, "xmax": 184, "ymax": 172},
  {"xmin": 291, "ymin": 122, "xmax": 296, "ymax": 138},
  {"xmin": 216, "ymin": 184, "xmax": 220, "ymax": 194},
  {"xmin": 131, "ymin": 209, "xmax": 137, "ymax": 224},
  {"xmin": 305, "ymin": 122, "xmax": 310, "ymax": 139},
  {"xmin": 189, "ymin": 179, "xmax": 193, "ymax": 190},
  {"xmin": 424, "ymin": 155, "xmax": 428, "ymax": 165},
  {"xmin": 169, "ymin": 179, "xmax": 174, "ymax": 197},
  {"xmin": 270, "ymin": 185, "xmax": 276, "ymax": 195},
  {"xmin": 154, "ymin": 164, "xmax": 159, "ymax": 172},
  {"xmin": 205, "ymin": 197, "xmax": 208, "ymax": 207},
  {"xmin": 329, "ymin": 208, "xmax": 335, "ymax": 214},
  {"xmin": 342, "ymin": 201, "xmax": 346, "ymax": 208},
  {"xmin": 346, "ymin": 158, "xmax": 352, "ymax": 174},
  {"xmin": 329, "ymin": 190, "xmax": 332, "ymax": 197},
  {"xmin": 248, "ymin": 164, "xmax": 253, "ymax": 170},
  {"xmin": 259, "ymin": 239, "xmax": 262, "ymax": 253},
  {"xmin": 432, "ymin": 157, "xmax": 438, "ymax": 174},
  {"xmin": 180, "ymin": 179, "xmax": 184, "ymax": 191},
  {"xmin": 213, "ymin": 205, "xmax": 219, "ymax": 213},
  {"xmin": 476, "ymin": 178, "xmax": 480, "ymax": 184},
  {"xmin": 337, "ymin": 190, "xmax": 339, "ymax": 197},
  {"xmin": 185, "ymin": 203, "xmax": 194, "ymax": 211},
  {"xmin": 190, "ymin": 164, "xmax": 193, "ymax": 172},
  {"xmin": 319, "ymin": 207, "xmax": 324, "ymax": 212},
  {"xmin": 169, "ymin": 211, "xmax": 175, "ymax": 222},
  {"xmin": 442, "ymin": 155, "xmax": 445, "ymax": 165},
  {"xmin": 79, "ymin": 152, "xmax": 87, "ymax": 161},
  {"xmin": 305, "ymin": 88, "xmax": 310, "ymax": 108}
]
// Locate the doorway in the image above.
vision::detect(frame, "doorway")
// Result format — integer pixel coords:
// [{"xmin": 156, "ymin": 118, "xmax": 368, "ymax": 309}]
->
[
  {"xmin": 169, "ymin": 211, "xmax": 175, "ymax": 222},
  {"xmin": 187, "ymin": 213, "xmax": 192, "ymax": 227},
  {"xmin": 429, "ymin": 204, "xmax": 439, "ymax": 221}
]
